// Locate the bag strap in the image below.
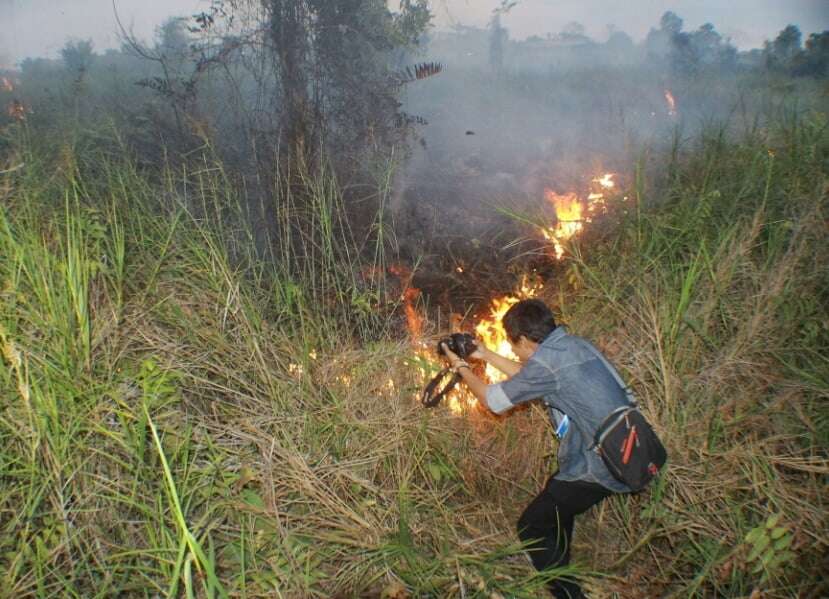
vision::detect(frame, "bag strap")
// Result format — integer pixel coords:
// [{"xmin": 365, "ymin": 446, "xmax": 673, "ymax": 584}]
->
[
  {"xmin": 583, "ymin": 341, "xmax": 637, "ymax": 407},
  {"xmin": 421, "ymin": 367, "xmax": 462, "ymax": 408}
]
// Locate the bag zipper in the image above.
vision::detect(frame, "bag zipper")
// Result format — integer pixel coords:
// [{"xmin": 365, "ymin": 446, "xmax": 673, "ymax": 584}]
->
[{"xmin": 592, "ymin": 406, "xmax": 636, "ymax": 452}]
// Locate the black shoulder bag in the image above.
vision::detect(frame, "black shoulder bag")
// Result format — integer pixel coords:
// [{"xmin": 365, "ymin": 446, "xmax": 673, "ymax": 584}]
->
[{"xmin": 586, "ymin": 344, "xmax": 667, "ymax": 492}]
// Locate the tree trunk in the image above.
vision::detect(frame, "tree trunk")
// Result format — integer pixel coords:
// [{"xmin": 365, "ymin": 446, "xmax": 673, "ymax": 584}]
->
[{"xmin": 267, "ymin": 0, "xmax": 313, "ymax": 168}]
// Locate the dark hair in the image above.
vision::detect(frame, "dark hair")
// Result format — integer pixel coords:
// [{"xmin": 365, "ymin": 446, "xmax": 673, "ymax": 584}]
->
[{"xmin": 502, "ymin": 299, "xmax": 557, "ymax": 343}]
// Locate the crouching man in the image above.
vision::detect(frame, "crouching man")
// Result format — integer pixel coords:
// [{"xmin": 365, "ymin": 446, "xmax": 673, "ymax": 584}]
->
[{"xmin": 441, "ymin": 299, "xmax": 632, "ymax": 599}]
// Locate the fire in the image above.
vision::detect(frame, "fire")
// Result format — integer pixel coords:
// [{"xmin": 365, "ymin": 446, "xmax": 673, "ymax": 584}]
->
[
  {"xmin": 542, "ymin": 173, "xmax": 615, "ymax": 259},
  {"xmin": 594, "ymin": 173, "xmax": 615, "ymax": 189},
  {"xmin": 396, "ymin": 272, "xmax": 544, "ymax": 414},
  {"xmin": 6, "ymin": 100, "xmax": 27, "ymax": 121},
  {"xmin": 391, "ymin": 171, "xmax": 623, "ymax": 414},
  {"xmin": 474, "ymin": 277, "xmax": 543, "ymax": 383},
  {"xmin": 403, "ymin": 287, "xmax": 423, "ymax": 339},
  {"xmin": 542, "ymin": 191, "xmax": 584, "ymax": 259},
  {"xmin": 1, "ymin": 77, "xmax": 13, "ymax": 92},
  {"xmin": 664, "ymin": 89, "xmax": 677, "ymax": 116}
]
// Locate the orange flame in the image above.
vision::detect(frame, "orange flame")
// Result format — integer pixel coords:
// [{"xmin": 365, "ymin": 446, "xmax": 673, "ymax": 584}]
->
[
  {"xmin": 1, "ymin": 77, "xmax": 13, "ymax": 92},
  {"xmin": 474, "ymin": 277, "xmax": 543, "ymax": 383},
  {"xmin": 664, "ymin": 89, "xmax": 677, "ymax": 116},
  {"xmin": 542, "ymin": 191, "xmax": 584, "ymax": 259},
  {"xmin": 542, "ymin": 173, "xmax": 615, "ymax": 259},
  {"xmin": 395, "ymin": 271, "xmax": 544, "ymax": 414},
  {"xmin": 403, "ymin": 287, "xmax": 423, "ymax": 339}
]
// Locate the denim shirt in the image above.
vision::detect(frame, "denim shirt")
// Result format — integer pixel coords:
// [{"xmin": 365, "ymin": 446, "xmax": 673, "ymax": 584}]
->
[{"xmin": 486, "ymin": 326, "xmax": 632, "ymax": 493}]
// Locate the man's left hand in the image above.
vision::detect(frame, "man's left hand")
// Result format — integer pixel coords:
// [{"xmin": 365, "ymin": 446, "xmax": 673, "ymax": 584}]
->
[{"xmin": 440, "ymin": 343, "xmax": 462, "ymax": 368}]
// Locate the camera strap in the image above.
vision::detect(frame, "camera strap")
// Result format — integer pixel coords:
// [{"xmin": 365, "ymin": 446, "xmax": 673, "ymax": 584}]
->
[{"xmin": 421, "ymin": 367, "xmax": 462, "ymax": 408}]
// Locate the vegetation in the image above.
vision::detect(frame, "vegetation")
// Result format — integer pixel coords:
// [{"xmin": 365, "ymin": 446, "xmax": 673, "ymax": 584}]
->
[
  {"xmin": 2, "ymin": 92, "xmax": 826, "ymax": 597},
  {"xmin": 0, "ymin": 5, "xmax": 827, "ymax": 599}
]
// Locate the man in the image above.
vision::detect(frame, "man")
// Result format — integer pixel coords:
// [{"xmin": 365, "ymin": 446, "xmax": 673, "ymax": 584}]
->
[{"xmin": 441, "ymin": 298, "xmax": 632, "ymax": 599}]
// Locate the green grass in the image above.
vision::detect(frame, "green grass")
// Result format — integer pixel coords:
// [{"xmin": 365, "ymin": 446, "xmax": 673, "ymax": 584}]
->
[{"xmin": 1, "ymin": 101, "xmax": 827, "ymax": 598}]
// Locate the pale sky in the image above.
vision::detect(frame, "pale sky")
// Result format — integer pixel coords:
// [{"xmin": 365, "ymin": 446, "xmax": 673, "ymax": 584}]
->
[
  {"xmin": 433, "ymin": 0, "xmax": 829, "ymax": 49},
  {"xmin": 1, "ymin": 0, "xmax": 828, "ymax": 66}
]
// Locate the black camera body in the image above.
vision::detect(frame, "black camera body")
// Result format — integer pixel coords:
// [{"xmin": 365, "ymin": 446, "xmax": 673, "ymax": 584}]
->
[{"xmin": 437, "ymin": 333, "xmax": 477, "ymax": 360}]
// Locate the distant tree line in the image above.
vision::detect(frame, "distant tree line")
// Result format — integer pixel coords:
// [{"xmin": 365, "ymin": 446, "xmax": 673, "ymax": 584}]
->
[
  {"xmin": 433, "ymin": 9, "xmax": 829, "ymax": 78},
  {"xmin": 644, "ymin": 12, "xmax": 738, "ymax": 74},
  {"xmin": 763, "ymin": 25, "xmax": 829, "ymax": 78}
]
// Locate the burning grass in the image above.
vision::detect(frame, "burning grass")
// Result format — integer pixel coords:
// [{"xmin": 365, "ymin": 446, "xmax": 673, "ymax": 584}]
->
[{"xmin": 1, "ymin": 107, "xmax": 827, "ymax": 598}]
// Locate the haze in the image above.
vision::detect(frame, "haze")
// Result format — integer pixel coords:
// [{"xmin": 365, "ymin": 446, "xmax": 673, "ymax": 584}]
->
[{"xmin": 2, "ymin": 0, "xmax": 827, "ymax": 65}]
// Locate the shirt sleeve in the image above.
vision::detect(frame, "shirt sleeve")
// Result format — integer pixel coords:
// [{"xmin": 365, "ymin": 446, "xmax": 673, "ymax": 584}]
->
[{"xmin": 485, "ymin": 357, "xmax": 557, "ymax": 414}]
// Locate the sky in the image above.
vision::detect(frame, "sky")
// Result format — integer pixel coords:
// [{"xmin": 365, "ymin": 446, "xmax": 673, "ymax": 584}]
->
[{"xmin": 1, "ymin": 0, "xmax": 828, "ymax": 66}]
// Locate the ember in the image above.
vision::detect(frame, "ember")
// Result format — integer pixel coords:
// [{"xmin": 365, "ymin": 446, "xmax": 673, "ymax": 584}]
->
[
  {"xmin": 664, "ymin": 89, "xmax": 677, "ymax": 116},
  {"xmin": 6, "ymin": 99, "xmax": 28, "ymax": 122}
]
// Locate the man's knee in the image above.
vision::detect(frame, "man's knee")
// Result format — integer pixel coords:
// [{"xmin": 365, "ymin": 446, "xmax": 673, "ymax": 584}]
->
[{"xmin": 517, "ymin": 499, "xmax": 556, "ymax": 541}]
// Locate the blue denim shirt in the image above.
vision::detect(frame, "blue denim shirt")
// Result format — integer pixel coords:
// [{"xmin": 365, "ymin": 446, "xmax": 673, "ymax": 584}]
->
[{"xmin": 486, "ymin": 326, "xmax": 632, "ymax": 493}]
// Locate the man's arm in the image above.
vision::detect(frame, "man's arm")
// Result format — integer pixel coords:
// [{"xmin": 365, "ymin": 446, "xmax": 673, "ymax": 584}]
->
[
  {"xmin": 456, "ymin": 364, "xmax": 489, "ymax": 406},
  {"xmin": 441, "ymin": 343, "xmax": 493, "ymax": 411},
  {"xmin": 476, "ymin": 346, "xmax": 522, "ymax": 377}
]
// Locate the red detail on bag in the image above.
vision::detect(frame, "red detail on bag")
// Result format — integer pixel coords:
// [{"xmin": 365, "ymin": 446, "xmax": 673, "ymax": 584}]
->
[
  {"xmin": 622, "ymin": 426, "xmax": 637, "ymax": 465},
  {"xmin": 648, "ymin": 463, "xmax": 658, "ymax": 475}
]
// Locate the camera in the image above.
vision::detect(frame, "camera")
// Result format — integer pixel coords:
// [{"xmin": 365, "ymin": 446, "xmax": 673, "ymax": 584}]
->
[{"xmin": 437, "ymin": 333, "xmax": 478, "ymax": 360}]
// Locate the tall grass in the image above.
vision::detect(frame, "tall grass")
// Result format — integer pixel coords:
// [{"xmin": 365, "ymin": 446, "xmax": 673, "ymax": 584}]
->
[{"xmin": 1, "ymin": 103, "xmax": 827, "ymax": 599}]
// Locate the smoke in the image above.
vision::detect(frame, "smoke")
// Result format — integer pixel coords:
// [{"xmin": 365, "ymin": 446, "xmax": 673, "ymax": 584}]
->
[{"xmin": 390, "ymin": 10, "xmax": 818, "ymax": 289}]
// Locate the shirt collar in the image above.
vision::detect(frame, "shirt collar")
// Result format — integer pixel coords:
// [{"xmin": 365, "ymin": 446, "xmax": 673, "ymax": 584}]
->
[{"xmin": 542, "ymin": 325, "xmax": 568, "ymax": 345}]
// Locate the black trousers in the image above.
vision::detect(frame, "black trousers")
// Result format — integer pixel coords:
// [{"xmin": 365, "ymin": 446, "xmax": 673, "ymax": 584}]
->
[{"xmin": 517, "ymin": 476, "xmax": 613, "ymax": 599}]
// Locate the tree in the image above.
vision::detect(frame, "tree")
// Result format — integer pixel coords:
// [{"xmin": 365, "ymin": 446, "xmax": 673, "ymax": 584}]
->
[
  {"xmin": 264, "ymin": 0, "xmax": 312, "ymax": 164},
  {"xmin": 646, "ymin": 11, "xmax": 683, "ymax": 62},
  {"xmin": 660, "ymin": 11, "xmax": 683, "ymax": 35},
  {"xmin": 604, "ymin": 28, "xmax": 635, "ymax": 64},
  {"xmin": 257, "ymin": 0, "xmax": 432, "ymax": 168},
  {"xmin": 774, "ymin": 25, "xmax": 802, "ymax": 62},
  {"xmin": 157, "ymin": 17, "xmax": 192, "ymax": 59},
  {"xmin": 791, "ymin": 31, "xmax": 829, "ymax": 77},
  {"xmin": 61, "ymin": 39, "xmax": 95, "ymax": 77},
  {"xmin": 646, "ymin": 14, "xmax": 736, "ymax": 74},
  {"xmin": 489, "ymin": 14, "xmax": 508, "ymax": 73},
  {"xmin": 764, "ymin": 25, "xmax": 802, "ymax": 70},
  {"xmin": 60, "ymin": 39, "xmax": 95, "ymax": 102}
]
